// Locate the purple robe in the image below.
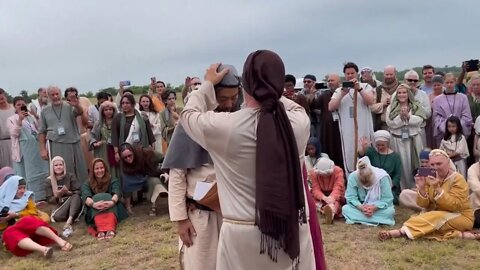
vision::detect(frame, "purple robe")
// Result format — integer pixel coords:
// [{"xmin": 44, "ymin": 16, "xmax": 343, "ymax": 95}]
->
[{"xmin": 432, "ymin": 93, "xmax": 472, "ymax": 146}]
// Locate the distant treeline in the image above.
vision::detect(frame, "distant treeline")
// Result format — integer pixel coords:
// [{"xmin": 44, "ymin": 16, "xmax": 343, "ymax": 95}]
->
[{"xmin": 5, "ymin": 65, "xmax": 464, "ymax": 103}]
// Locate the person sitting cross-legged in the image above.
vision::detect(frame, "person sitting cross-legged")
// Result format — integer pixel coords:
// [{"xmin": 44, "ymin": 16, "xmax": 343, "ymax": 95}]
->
[
  {"xmin": 309, "ymin": 157, "xmax": 345, "ymax": 224},
  {"xmin": 358, "ymin": 130, "xmax": 402, "ymax": 205},
  {"xmin": 342, "ymin": 156, "xmax": 395, "ymax": 226},
  {"xmin": 379, "ymin": 149, "xmax": 476, "ymax": 241}
]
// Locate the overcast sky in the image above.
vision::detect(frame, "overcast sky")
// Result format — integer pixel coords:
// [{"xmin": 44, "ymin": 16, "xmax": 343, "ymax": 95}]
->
[{"xmin": 1, "ymin": 0, "xmax": 479, "ymax": 95}]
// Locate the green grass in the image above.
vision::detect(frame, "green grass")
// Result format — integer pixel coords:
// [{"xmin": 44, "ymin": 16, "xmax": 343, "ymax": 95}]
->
[{"xmin": 2, "ymin": 201, "xmax": 480, "ymax": 269}]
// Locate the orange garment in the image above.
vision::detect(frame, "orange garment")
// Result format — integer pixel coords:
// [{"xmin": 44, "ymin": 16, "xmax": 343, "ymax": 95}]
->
[
  {"xmin": 309, "ymin": 166, "xmax": 345, "ymax": 215},
  {"xmin": 0, "ymin": 199, "xmax": 49, "ymax": 231},
  {"xmin": 151, "ymin": 95, "xmax": 165, "ymax": 113}
]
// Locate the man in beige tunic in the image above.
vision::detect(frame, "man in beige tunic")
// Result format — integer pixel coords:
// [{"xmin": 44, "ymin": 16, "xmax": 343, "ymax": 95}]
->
[
  {"xmin": 181, "ymin": 51, "xmax": 315, "ymax": 269},
  {"xmin": 164, "ymin": 64, "xmax": 241, "ymax": 270}
]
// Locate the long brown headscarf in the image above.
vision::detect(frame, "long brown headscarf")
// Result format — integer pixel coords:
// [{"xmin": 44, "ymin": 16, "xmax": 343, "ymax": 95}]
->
[{"xmin": 242, "ymin": 50, "xmax": 306, "ymax": 266}]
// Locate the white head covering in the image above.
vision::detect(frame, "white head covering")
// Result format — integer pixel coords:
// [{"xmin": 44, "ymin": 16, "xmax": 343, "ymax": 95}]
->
[
  {"xmin": 356, "ymin": 156, "xmax": 392, "ymax": 204},
  {"xmin": 314, "ymin": 157, "xmax": 335, "ymax": 175},
  {"xmin": 373, "ymin": 130, "xmax": 391, "ymax": 142}
]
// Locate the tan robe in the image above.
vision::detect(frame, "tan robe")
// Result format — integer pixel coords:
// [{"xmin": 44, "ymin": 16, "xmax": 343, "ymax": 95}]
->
[
  {"xmin": 402, "ymin": 172, "xmax": 473, "ymax": 240},
  {"xmin": 168, "ymin": 164, "xmax": 222, "ymax": 270},
  {"xmin": 180, "ymin": 81, "xmax": 315, "ymax": 270}
]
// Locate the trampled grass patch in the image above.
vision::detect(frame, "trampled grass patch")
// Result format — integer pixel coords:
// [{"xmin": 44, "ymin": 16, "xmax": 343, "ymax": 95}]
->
[{"xmin": 1, "ymin": 203, "xmax": 480, "ymax": 270}]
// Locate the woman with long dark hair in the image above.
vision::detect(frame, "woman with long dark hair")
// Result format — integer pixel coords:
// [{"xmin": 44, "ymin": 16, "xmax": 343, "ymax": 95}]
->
[
  {"xmin": 81, "ymin": 158, "xmax": 128, "ymax": 240},
  {"xmin": 111, "ymin": 94, "xmax": 155, "ymax": 163},
  {"xmin": 119, "ymin": 143, "xmax": 167, "ymax": 216},
  {"xmin": 440, "ymin": 116, "xmax": 469, "ymax": 176},
  {"xmin": 138, "ymin": 94, "xmax": 163, "ymax": 152}
]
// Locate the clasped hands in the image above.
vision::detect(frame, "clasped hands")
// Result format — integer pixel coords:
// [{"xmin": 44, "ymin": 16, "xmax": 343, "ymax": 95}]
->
[
  {"xmin": 358, "ymin": 204, "xmax": 378, "ymax": 217},
  {"xmin": 92, "ymin": 200, "xmax": 115, "ymax": 211}
]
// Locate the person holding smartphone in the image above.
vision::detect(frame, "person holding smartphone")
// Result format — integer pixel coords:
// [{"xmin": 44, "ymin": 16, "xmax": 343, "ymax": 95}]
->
[
  {"xmin": 328, "ymin": 62, "xmax": 375, "ymax": 176},
  {"xmin": 148, "ymin": 77, "xmax": 167, "ymax": 112},
  {"xmin": 379, "ymin": 149, "xmax": 475, "ymax": 241},
  {"xmin": 6, "ymin": 96, "xmax": 49, "ymax": 201}
]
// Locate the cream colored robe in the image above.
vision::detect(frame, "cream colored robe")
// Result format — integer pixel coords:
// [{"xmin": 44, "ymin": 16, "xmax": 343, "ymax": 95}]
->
[
  {"xmin": 385, "ymin": 106, "xmax": 424, "ymax": 189},
  {"xmin": 467, "ymin": 162, "xmax": 480, "ymax": 211},
  {"xmin": 439, "ymin": 135, "xmax": 469, "ymax": 177},
  {"xmin": 180, "ymin": 81, "xmax": 315, "ymax": 269},
  {"xmin": 168, "ymin": 164, "xmax": 221, "ymax": 270}
]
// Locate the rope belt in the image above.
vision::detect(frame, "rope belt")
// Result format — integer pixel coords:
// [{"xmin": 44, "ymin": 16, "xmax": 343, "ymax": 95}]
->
[{"xmin": 223, "ymin": 218, "xmax": 255, "ymax": 225}]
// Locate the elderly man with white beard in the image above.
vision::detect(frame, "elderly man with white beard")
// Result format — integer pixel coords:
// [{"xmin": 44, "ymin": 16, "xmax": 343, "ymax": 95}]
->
[{"xmin": 342, "ymin": 156, "xmax": 395, "ymax": 226}]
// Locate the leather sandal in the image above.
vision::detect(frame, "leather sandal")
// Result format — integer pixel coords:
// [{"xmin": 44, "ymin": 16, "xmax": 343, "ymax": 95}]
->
[{"xmin": 44, "ymin": 247, "xmax": 53, "ymax": 259}]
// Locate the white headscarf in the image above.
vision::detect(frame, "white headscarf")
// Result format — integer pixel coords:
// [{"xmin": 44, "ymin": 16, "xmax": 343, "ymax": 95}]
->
[
  {"xmin": 356, "ymin": 156, "xmax": 391, "ymax": 204},
  {"xmin": 314, "ymin": 157, "xmax": 335, "ymax": 175},
  {"xmin": 373, "ymin": 130, "xmax": 391, "ymax": 143},
  {"xmin": 49, "ymin": 156, "xmax": 66, "ymax": 198}
]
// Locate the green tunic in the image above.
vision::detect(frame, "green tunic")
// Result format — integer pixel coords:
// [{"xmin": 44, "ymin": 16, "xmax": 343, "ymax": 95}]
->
[
  {"xmin": 39, "ymin": 102, "xmax": 88, "ymax": 184},
  {"xmin": 363, "ymin": 147, "xmax": 402, "ymax": 205},
  {"xmin": 81, "ymin": 178, "xmax": 128, "ymax": 226}
]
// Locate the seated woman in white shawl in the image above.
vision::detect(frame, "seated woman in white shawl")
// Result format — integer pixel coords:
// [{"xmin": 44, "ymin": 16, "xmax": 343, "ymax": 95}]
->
[{"xmin": 342, "ymin": 156, "xmax": 395, "ymax": 226}]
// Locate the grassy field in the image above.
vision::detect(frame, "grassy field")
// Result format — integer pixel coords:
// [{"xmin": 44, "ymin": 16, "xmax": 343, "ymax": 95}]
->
[{"xmin": 2, "ymin": 202, "xmax": 480, "ymax": 270}]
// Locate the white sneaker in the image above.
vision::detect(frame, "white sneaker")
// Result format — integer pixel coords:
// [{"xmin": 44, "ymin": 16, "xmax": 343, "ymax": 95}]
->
[{"xmin": 62, "ymin": 226, "xmax": 73, "ymax": 238}]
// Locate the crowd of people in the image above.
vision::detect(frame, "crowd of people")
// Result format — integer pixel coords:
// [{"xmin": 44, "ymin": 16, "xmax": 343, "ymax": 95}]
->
[{"xmin": 1, "ymin": 51, "xmax": 480, "ymax": 269}]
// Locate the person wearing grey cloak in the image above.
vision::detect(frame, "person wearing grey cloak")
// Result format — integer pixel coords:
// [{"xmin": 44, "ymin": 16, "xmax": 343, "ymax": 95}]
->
[
  {"xmin": 38, "ymin": 86, "xmax": 88, "ymax": 184},
  {"xmin": 164, "ymin": 64, "xmax": 241, "ymax": 270}
]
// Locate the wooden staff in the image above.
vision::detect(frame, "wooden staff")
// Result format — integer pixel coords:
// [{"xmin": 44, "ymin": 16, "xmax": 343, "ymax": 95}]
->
[{"xmin": 353, "ymin": 85, "xmax": 359, "ymax": 167}]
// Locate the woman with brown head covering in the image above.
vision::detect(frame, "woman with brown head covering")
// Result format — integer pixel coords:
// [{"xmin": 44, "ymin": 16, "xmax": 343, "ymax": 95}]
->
[{"xmin": 180, "ymin": 50, "xmax": 323, "ymax": 269}]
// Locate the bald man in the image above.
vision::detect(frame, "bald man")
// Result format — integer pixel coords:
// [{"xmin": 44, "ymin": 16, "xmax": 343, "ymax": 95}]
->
[
  {"xmin": 370, "ymin": 65, "xmax": 400, "ymax": 131},
  {"xmin": 314, "ymin": 73, "xmax": 344, "ymax": 169}
]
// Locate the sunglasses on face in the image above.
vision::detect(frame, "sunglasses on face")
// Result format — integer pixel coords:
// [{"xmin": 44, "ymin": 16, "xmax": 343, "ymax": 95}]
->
[{"xmin": 406, "ymin": 79, "xmax": 419, "ymax": 83}]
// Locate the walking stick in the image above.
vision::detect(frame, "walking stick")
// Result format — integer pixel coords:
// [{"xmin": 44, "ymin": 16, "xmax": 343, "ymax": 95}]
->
[{"xmin": 353, "ymin": 86, "xmax": 359, "ymax": 167}]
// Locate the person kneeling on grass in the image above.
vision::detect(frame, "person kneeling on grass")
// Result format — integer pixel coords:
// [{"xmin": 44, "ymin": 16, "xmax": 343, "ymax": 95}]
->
[
  {"xmin": 379, "ymin": 149, "xmax": 477, "ymax": 241},
  {"xmin": 342, "ymin": 156, "xmax": 395, "ymax": 226},
  {"xmin": 309, "ymin": 157, "xmax": 345, "ymax": 224},
  {"xmin": 119, "ymin": 143, "xmax": 168, "ymax": 216},
  {"xmin": 1, "ymin": 175, "xmax": 72, "ymax": 258},
  {"xmin": 82, "ymin": 158, "xmax": 128, "ymax": 240}
]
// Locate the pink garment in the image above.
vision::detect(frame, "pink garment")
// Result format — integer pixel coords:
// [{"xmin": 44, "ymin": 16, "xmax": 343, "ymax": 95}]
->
[
  {"xmin": 310, "ymin": 166, "xmax": 346, "ymax": 216},
  {"xmin": 6, "ymin": 114, "xmax": 39, "ymax": 162},
  {"xmin": 303, "ymin": 163, "xmax": 327, "ymax": 270},
  {"xmin": 0, "ymin": 167, "xmax": 15, "ymax": 186}
]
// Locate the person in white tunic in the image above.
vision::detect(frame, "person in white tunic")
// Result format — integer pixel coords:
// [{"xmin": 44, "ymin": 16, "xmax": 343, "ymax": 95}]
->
[
  {"xmin": 180, "ymin": 51, "xmax": 317, "ymax": 270},
  {"xmin": 328, "ymin": 62, "xmax": 375, "ymax": 175},
  {"xmin": 386, "ymin": 84, "xmax": 427, "ymax": 189},
  {"xmin": 439, "ymin": 116, "xmax": 470, "ymax": 177}
]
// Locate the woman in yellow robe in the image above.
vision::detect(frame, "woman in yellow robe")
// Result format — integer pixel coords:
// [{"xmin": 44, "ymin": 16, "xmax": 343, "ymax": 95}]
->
[{"xmin": 379, "ymin": 149, "xmax": 474, "ymax": 240}]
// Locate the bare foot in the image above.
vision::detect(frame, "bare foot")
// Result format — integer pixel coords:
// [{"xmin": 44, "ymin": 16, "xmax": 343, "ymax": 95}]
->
[
  {"xmin": 378, "ymin": 229, "xmax": 403, "ymax": 241},
  {"xmin": 461, "ymin": 231, "xmax": 480, "ymax": 240}
]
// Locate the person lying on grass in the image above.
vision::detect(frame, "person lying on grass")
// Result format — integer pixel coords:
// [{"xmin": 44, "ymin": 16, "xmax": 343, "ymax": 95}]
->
[{"xmin": 1, "ymin": 175, "xmax": 72, "ymax": 258}]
